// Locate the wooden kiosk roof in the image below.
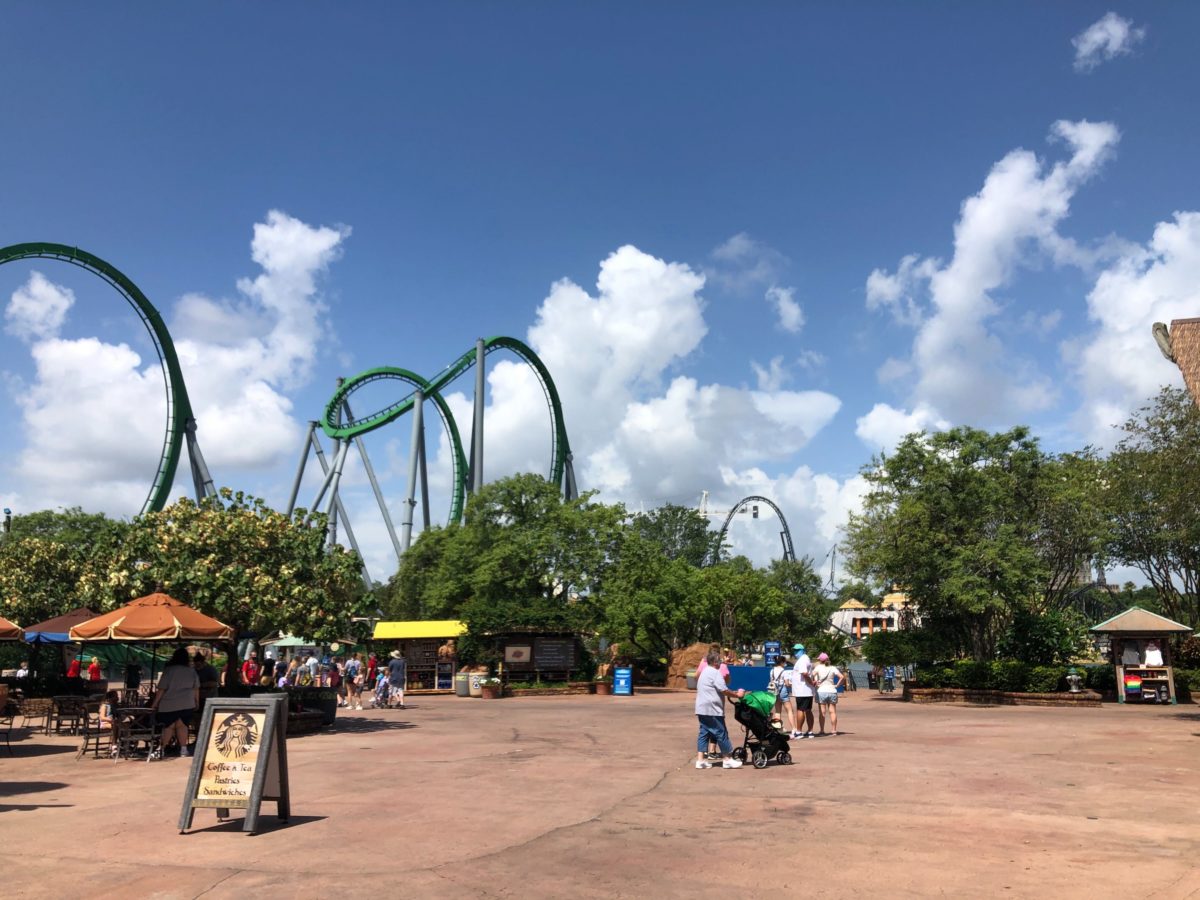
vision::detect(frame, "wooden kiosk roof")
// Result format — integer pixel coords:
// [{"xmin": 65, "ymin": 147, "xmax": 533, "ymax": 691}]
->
[
  {"xmin": 1169, "ymin": 318, "xmax": 1200, "ymax": 405},
  {"xmin": 373, "ymin": 620, "xmax": 466, "ymax": 640},
  {"xmin": 1090, "ymin": 606, "xmax": 1193, "ymax": 635}
]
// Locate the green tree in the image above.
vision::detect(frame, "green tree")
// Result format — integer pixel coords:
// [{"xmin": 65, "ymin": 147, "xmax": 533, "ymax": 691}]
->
[
  {"xmin": 1035, "ymin": 451, "xmax": 1110, "ymax": 611},
  {"xmin": 98, "ymin": 489, "xmax": 366, "ymax": 667},
  {"xmin": 1103, "ymin": 387, "xmax": 1200, "ymax": 627},
  {"xmin": 629, "ymin": 503, "xmax": 719, "ymax": 567},
  {"xmin": 860, "ymin": 629, "xmax": 917, "ymax": 667},
  {"xmin": 844, "ymin": 426, "xmax": 1049, "ymax": 660},
  {"xmin": 0, "ymin": 508, "xmax": 129, "ymax": 625},
  {"xmin": 836, "ymin": 580, "xmax": 878, "ymax": 607},
  {"xmin": 766, "ymin": 557, "xmax": 834, "ymax": 640},
  {"xmin": 395, "ymin": 474, "xmax": 626, "ymax": 659}
]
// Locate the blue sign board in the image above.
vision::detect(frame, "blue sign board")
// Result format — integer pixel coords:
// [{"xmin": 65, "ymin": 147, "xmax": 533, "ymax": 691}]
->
[
  {"xmin": 613, "ymin": 666, "xmax": 633, "ymax": 696},
  {"xmin": 764, "ymin": 641, "xmax": 782, "ymax": 666}
]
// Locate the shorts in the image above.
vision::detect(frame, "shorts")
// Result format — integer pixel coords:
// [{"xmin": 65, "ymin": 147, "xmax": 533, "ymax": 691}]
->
[
  {"xmin": 156, "ymin": 708, "xmax": 192, "ymax": 727},
  {"xmin": 795, "ymin": 696, "xmax": 813, "ymax": 711},
  {"xmin": 776, "ymin": 687, "xmax": 791, "ymax": 702},
  {"xmin": 817, "ymin": 690, "xmax": 838, "ymax": 705}
]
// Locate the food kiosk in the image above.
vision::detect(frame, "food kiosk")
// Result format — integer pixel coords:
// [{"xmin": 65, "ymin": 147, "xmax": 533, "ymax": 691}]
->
[
  {"xmin": 1090, "ymin": 607, "xmax": 1194, "ymax": 705},
  {"xmin": 372, "ymin": 620, "xmax": 465, "ymax": 692}
]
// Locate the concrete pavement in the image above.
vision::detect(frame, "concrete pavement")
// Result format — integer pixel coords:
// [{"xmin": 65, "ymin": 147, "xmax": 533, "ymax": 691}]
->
[{"xmin": 1, "ymin": 691, "xmax": 1197, "ymax": 899}]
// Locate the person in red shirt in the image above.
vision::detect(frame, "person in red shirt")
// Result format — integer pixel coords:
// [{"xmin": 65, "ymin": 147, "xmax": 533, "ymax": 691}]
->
[
  {"xmin": 240, "ymin": 650, "xmax": 260, "ymax": 686},
  {"xmin": 66, "ymin": 657, "xmax": 82, "ymax": 679},
  {"xmin": 87, "ymin": 656, "xmax": 103, "ymax": 681}
]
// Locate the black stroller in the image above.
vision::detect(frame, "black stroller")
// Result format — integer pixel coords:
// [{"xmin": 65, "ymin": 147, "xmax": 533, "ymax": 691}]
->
[{"xmin": 732, "ymin": 697, "xmax": 793, "ymax": 768}]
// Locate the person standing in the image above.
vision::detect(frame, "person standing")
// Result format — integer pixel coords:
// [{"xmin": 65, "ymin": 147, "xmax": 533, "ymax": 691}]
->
[
  {"xmin": 769, "ymin": 656, "xmax": 796, "ymax": 736},
  {"xmin": 15, "ymin": 660, "xmax": 29, "ymax": 678},
  {"xmin": 152, "ymin": 647, "xmax": 200, "ymax": 757},
  {"xmin": 366, "ymin": 651, "xmax": 378, "ymax": 687},
  {"xmin": 346, "ymin": 652, "xmax": 364, "ymax": 710},
  {"xmin": 66, "ymin": 656, "xmax": 82, "ymax": 680},
  {"xmin": 240, "ymin": 650, "xmax": 260, "ymax": 687},
  {"xmin": 261, "ymin": 654, "xmax": 277, "ymax": 683},
  {"xmin": 790, "ymin": 643, "xmax": 815, "ymax": 739},
  {"xmin": 87, "ymin": 656, "xmax": 103, "ymax": 682},
  {"xmin": 193, "ymin": 653, "xmax": 220, "ymax": 702},
  {"xmin": 387, "ymin": 649, "xmax": 407, "ymax": 709},
  {"xmin": 306, "ymin": 652, "xmax": 320, "ymax": 685},
  {"xmin": 811, "ymin": 652, "xmax": 845, "ymax": 736},
  {"xmin": 694, "ymin": 648, "xmax": 745, "ymax": 769}
]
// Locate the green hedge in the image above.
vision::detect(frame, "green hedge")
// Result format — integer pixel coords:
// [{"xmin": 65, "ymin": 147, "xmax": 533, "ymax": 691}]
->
[
  {"xmin": 1173, "ymin": 668, "xmax": 1200, "ymax": 701},
  {"xmin": 915, "ymin": 659, "xmax": 1070, "ymax": 693}
]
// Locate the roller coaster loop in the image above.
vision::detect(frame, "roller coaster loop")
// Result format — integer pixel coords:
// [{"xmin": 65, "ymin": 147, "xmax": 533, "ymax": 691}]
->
[
  {"xmin": 712, "ymin": 495, "xmax": 796, "ymax": 565},
  {"xmin": 320, "ymin": 336, "xmax": 575, "ymax": 524},
  {"xmin": 0, "ymin": 242, "xmax": 214, "ymax": 514}
]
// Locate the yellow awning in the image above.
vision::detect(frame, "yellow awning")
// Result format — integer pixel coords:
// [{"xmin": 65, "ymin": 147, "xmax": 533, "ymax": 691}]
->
[{"xmin": 372, "ymin": 620, "xmax": 467, "ymax": 640}]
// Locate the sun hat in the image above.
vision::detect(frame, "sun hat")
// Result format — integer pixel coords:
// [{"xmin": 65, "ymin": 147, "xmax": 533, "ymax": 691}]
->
[
  {"xmin": 817, "ymin": 652, "xmax": 830, "ymax": 662},
  {"xmin": 792, "ymin": 643, "xmax": 805, "ymax": 652},
  {"xmin": 389, "ymin": 649, "xmax": 403, "ymax": 659}
]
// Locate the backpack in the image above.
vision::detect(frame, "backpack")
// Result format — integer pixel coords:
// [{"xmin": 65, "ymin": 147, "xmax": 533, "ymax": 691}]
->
[
  {"xmin": 329, "ymin": 668, "xmax": 342, "ymax": 688},
  {"xmin": 769, "ymin": 665, "xmax": 789, "ymax": 694}
]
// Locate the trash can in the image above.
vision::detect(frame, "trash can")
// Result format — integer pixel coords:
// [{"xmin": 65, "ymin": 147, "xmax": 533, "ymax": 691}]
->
[
  {"xmin": 469, "ymin": 670, "xmax": 485, "ymax": 697},
  {"xmin": 455, "ymin": 673, "xmax": 471, "ymax": 697},
  {"xmin": 685, "ymin": 671, "xmax": 698, "ymax": 690}
]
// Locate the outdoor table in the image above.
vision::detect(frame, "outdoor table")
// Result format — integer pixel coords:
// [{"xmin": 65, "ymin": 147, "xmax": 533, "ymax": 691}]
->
[{"xmin": 113, "ymin": 708, "xmax": 159, "ymax": 761}]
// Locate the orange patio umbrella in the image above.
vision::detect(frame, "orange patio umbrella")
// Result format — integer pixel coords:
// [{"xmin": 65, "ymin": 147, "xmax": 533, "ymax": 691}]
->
[
  {"xmin": 68, "ymin": 592, "xmax": 234, "ymax": 642},
  {"xmin": 0, "ymin": 615, "xmax": 22, "ymax": 641}
]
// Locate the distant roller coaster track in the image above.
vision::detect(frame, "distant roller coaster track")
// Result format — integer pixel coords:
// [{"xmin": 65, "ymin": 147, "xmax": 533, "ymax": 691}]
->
[
  {"xmin": 321, "ymin": 336, "xmax": 574, "ymax": 524},
  {"xmin": 0, "ymin": 242, "xmax": 211, "ymax": 514}
]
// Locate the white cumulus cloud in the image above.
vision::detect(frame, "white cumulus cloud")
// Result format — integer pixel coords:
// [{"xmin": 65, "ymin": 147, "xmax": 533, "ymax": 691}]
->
[
  {"xmin": 766, "ymin": 285, "xmax": 805, "ymax": 333},
  {"xmin": 865, "ymin": 119, "xmax": 1120, "ymax": 424},
  {"xmin": 855, "ymin": 402, "xmax": 950, "ymax": 454},
  {"xmin": 1067, "ymin": 211, "xmax": 1200, "ymax": 445},
  {"xmin": 5, "ymin": 272, "xmax": 75, "ymax": 342},
  {"xmin": 1072, "ymin": 12, "xmax": 1146, "ymax": 73}
]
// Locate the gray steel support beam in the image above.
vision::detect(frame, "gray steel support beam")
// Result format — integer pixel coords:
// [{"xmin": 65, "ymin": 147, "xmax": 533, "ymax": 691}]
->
[
  {"xmin": 184, "ymin": 417, "xmax": 216, "ymax": 501},
  {"xmin": 286, "ymin": 421, "xmax": 317, "ymax": 515},
  {"xmin": 399, "ymin": 389, "xmax": 425, "ymax": 554},
  {"xmin": 307, "ymin": 431, "xmax": 371, "ymax": 588},
  {"xmin": 343, "ymin": 398, "xmax": 402, "ymax": 561},
  {"xmin": 418, "ymin": 411, "xmax": 431, "ymax": 531}
]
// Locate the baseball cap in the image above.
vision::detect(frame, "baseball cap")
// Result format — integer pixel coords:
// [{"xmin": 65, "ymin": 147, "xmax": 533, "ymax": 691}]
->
[
  {"xmin": 817, "ymin": 652, "xmax": 830, "ymax": 662},
  {"xmin": 792, "ymin": 643, "xmax": 805, "ymax": 652}
]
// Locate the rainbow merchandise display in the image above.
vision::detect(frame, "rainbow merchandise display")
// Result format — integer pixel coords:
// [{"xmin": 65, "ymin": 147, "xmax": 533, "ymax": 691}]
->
[{"xmin": 1123, "ymin": 673, "xmax": 1143, "ymax": 695}]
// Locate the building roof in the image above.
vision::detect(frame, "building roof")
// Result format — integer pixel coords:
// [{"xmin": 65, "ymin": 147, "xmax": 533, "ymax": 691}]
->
[
  {"xmin": 1089, "ymin": 606, "xmax": 1194, "ymax": 635},
  {"xmin": 839, "ymin": 599, "xmax": 867, "ymax": 610},
  {"xmin": 373, "ymin": 620, "xmax": 466, "ymax": 640},
  {"xmin": 1170, "ymin": 318, "xmax": 1200, "ymax": 406}
]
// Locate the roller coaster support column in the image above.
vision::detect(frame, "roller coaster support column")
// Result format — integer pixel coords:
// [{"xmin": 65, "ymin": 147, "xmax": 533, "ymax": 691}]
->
[
  {"xmin": 564, "ymin": 453, "xmax": 578, "ymax": 501},
  {"xmin": 399, "ymin": 389, "xmax": 426, "ymax": 554},
  {"xmin": 343, "ymin": 396, "xmax": 402, "ymax": 561},
  {"xmin": 418, "ymin": 408, "xmax": 431, "ymax": 531},
  {"xmin": 184, "ymin": 417, "xmax": 216, "ymax": 502},
  {"xmin": 323, "ymin": 441, "xmax": 350, "ymax": 522},
  {"xmin": 308, "ymin": 431, "xmax": 372, "ymax": 588},
  {"xmin": 286, "ymin": 422, "xmax": 317, "ymax": 515},
  {"xmin": 470, "ymin": 338, "xmax": 485, "ymax": 495}
]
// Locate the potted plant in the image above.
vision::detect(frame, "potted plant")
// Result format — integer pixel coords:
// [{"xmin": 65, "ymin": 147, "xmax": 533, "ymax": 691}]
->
[
  {"xmin": 594, "ymin": 676, "xmax": 612, "ymax": 696},
  {"xmin": 479, "ymin": 676, "xmax": 502, "ymax": 700}
]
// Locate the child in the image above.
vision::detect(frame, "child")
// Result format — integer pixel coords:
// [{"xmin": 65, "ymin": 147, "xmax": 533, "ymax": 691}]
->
[{"xmin": 373, "ymin": 669, "xmax": 390, "ymax": 709}]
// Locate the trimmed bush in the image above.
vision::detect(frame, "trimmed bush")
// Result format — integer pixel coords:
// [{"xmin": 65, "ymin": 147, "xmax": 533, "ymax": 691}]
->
[
  {"xmin": 1026, "ymin": 666, "xmax": 1064, "ymax": 693},
  {"xmin": 955, "ymin": 660, "xmax": 993, "ymax": 690},
  {"xmin": 1174, "ymin": 668, "xmax": 1200, "ymax": 701},
  {"xmin": 990, "ymin": 660, "xmax": 1029, "ymax": 693}
]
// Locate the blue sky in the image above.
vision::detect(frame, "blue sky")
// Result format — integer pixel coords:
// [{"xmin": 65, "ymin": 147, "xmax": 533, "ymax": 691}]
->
[{"xmin": 1, "ymin": 4, "xmax": 1197, "ymax": 580}]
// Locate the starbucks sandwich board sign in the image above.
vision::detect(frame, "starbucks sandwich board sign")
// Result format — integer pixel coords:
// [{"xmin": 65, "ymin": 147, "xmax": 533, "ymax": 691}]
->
[{"xmin": 179, "ymin": 694, "xmax": 291, "ymax": 834}]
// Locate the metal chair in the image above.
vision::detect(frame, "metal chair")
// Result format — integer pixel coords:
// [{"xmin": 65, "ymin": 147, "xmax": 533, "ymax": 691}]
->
[
  {"xmin": 52, "ymin": 695, "xmax": 88, "ymax": 735},
  {"xmin": 76, "ymin": 703, "xmax": 114, "ymax": 760},
  {"xmin": 18, "ymin": 697, "xmax": 52, "ymax": 734}
]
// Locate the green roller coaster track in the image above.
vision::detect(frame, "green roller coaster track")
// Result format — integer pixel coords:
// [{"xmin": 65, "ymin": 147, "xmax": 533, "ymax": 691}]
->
[
  {"xmin": 0, "ymin": 242, "xmax": 198, "ymax": 514},
  {"xmin": 321, "ymin": 336, "xmax": 572, "ymax": 524}
]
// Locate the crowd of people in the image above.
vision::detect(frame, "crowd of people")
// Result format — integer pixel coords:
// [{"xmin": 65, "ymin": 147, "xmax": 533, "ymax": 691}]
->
[{"xmin": 692, "ymin": 641, "xmax": 846, "ymax": 769}]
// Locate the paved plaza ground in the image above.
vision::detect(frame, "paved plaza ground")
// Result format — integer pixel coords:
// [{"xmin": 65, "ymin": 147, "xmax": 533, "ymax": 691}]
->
[{"xmin": 1, "ymin": 690, "xmax": 1198, "ymax": 899}]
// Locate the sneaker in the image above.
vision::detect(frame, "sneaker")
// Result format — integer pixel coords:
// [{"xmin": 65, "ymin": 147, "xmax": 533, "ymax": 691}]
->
[
  {"xmin": 805, "ymin": 732, "xmax": 816, "ymax": 740},
  {"xmin": 695, "ymin": 760, "xmax": 712, "ymax": 769},
  {"xmin": 722, "ymin": 758, "xmax": 743, "ymax": 769},
  {"xmin": 790, "ymin": 731, "xmax": 801, "ymax": 739}
]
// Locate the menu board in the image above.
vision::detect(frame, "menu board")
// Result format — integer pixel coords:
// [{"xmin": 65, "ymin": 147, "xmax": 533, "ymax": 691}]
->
[
  {"xmin": 179, "ymin": 695, "xmax": 290, "ymax": 835},
  {"xmin": 535, "ymin": 638, "xmax": 575, "ymax": 670}
]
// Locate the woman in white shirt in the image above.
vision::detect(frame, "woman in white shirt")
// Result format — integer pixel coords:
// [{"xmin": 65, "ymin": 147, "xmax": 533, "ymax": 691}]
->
[{"xmin": 811, "ymin": 652, "xmax": 844, "ymax": 736}]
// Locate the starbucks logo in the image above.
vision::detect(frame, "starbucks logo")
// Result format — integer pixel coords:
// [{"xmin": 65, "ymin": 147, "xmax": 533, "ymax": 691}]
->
[{"xmin": 214, "ymin": 713, "xmax": 259, "ymax": 759}]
